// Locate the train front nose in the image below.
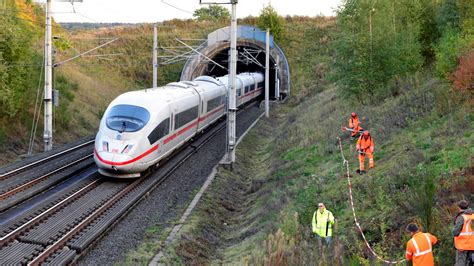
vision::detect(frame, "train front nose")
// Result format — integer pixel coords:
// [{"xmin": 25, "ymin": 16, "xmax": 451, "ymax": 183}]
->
[{"xmin": 94, "ymin": 149, "xmax": 136, "ymax": 173}]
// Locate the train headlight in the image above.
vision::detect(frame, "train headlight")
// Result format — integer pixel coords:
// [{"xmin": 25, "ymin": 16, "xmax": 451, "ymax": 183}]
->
[
  {"xmin": 102, "ymin": 141, "xmax": 109, "ymax": 152},
  {"xmin": 122, "ymin": 144, "xmax": 133, "ymax": 154}
]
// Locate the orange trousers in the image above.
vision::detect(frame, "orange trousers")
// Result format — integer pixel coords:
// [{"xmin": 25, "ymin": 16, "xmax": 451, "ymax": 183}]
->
[{"xmin": 358, "ymin": 152, "xmax": 374, "ymax": 171}]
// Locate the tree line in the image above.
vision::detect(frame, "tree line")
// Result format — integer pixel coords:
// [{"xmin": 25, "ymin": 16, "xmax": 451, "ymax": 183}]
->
[{"xmin": 329, "ymin": 0, "xmax": 473, "ymax": 102}]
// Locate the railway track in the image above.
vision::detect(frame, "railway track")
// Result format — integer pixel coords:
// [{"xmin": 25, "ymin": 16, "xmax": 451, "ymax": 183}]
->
[
  {"xmin": 0, "ymin": 102, "xmax": 260, "ymax": 265},
  {"xmin": 0, "ymin": 141, "xmax": 95, "ymax": 213},
  {"xmin": 0, "ymin": 140, "xmax": 94, "ymax": 180}
]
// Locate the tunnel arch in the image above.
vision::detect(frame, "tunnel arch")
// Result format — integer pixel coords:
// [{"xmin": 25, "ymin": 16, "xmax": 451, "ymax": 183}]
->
[{"xmin": 180, "ymin": 25, "xmax": 290, "ymax": 100}]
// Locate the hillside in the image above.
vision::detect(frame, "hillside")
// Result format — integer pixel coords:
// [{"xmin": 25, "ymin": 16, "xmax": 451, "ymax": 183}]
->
[
  {"xmin": 124, "ymin": 4, "xmax": 471, "ymax": 266},
  {"xmin": 158, "ymin": 73, "xmax": 472, "ymax": 265},
  {"xmin": 1, "ymin": 1, "xmax": 473, "ymax": 265}
]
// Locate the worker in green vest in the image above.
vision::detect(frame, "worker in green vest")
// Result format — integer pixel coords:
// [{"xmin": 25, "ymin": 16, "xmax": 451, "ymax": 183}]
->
[{"xmin": 312, "ymin": 202, "xmax": 335, "ymax": 249}]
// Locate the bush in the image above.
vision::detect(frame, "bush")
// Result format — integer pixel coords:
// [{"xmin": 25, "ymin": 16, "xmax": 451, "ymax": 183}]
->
[
  {"xmin": 408, "ymin": 165, "xmax": 437, "ymax": 231},
  {"xmin": 193, "ymin": 5, "xmax": 230, "ymax": 22},
  {"xmin": 434, "ymin": 29, "xmax": 466, "ymax": 79},
  {"xmin": 450, "ymin": 50, "xmax": 474, "ymax": 91},
  {"xmin": 257, "ymin": 5, "xmax": 285, "ymax": 42}
]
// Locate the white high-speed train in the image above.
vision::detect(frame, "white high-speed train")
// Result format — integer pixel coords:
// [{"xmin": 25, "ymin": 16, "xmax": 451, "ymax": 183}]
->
[{"xmin": 94, "ymin": 72, "xmax": 264, "ymax": 177}]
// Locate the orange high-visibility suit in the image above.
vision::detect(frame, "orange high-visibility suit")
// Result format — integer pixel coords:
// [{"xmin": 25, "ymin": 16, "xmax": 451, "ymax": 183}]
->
[
  {"xmin": 356, "ymin": 133, "xmax": 374, "ymax": 171},
  {"xmin": 349, "ymin": 116, "xmax": 362, "ymax": 137},
  {"xmin": 405, "ymin": 232, "xmax": 438, "ymax": 266},
  {"xmin": 454, "ymin": 213, "xmax": 474, "ymax": 251}
]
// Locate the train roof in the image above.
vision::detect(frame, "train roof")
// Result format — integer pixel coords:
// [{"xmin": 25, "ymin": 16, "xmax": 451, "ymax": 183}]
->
[{"xmin": 110, "ymin": 85, "xmax": 196, "ymax": 111}]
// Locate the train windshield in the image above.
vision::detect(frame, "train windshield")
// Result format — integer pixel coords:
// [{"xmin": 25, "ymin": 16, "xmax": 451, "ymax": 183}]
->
[{"xmin": 106, "ymin": 104, "xmax": 150, "ymax": 133}]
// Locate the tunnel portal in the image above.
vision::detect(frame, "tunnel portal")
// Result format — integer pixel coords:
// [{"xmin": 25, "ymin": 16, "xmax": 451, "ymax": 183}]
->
[{"xmin": 180, "ymin": 25, "xmax": 290, "ymax": 100}]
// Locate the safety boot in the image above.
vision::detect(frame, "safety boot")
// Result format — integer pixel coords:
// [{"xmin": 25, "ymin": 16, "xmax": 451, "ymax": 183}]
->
[{"xmin": 357, "ymin": 169, "xmax": 365, "ymax": 175}]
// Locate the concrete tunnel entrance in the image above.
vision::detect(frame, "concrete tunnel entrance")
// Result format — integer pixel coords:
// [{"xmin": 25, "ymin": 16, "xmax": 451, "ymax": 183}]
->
[{"xmin": 180, "ymin": 25, "xmax": 290, "ymax": 100}]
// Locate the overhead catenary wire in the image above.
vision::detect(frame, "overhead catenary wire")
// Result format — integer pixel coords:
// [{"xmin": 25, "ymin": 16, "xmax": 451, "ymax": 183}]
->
[
  {"xmin": 161, "ymin": 0, "xmax": 194, "ymax": 15},
  {"xmin": 73, "ymin": 11, "xmax": 100, "ymax": 23},
  {"xmin": 53, "ymin": 37, "xmax": 119, "ymax": 67},
  {"xmin": 337, "ymin": 137, "xmax": 405, "ymax": 264},
  {"xmin": 175, "ymin": 38, "xmax": 227, "ymax": 70},
  {"xmin": 28, "ymin": 55, "xmax": 45, "ymax": 155}
]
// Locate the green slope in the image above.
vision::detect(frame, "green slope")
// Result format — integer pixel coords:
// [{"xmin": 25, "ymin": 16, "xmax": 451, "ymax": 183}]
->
[{"xmin": 149, "ymin": 18, "xmax": 472, "ymax": 266}]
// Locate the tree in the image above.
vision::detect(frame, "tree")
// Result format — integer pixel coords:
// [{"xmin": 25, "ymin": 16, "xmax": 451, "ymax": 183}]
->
[
  {"xmin": 329, "ymin": 0, "xmax": 423, "ymax": 102},
  {"xmin": 0, "ymin": 1, "xmax": 36, "ymax": 118},
  {"xmin": 257, "ymin": 5, "xmax": 285, "ymax": 42},
  {"xmin": 193, "ymin": 5, "xmax": 230, "ymax": 22}
]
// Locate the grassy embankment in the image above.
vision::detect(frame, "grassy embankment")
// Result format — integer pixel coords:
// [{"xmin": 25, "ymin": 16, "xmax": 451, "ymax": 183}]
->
[{"xmin": 145, "ymin": 18, "xmax": 472, "ymax": 265}]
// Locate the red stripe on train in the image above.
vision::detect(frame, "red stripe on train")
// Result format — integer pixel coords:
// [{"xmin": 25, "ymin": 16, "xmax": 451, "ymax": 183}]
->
[
  {"xmin": 199, "ymin": 105, "xmax": 224, "ymax": 122},
  {"xmin": 96, "ymin": 103, "xmax": 226, "ymax": 166},
  {"xmin": 240, "ymin": 88, "xmax": 262, "ymax": 99},
  {"xmin": 95, "ymin": 144, "xmax": 159, "ymax": 166},
  {"xmin": 164, "ymin": 105, "xmax": 224, "ymax": 144}
]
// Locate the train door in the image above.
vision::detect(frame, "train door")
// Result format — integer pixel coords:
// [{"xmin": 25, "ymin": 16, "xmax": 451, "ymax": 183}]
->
[
  {"xmin": 161, "ymin": 100, "xmax": 177, "ymax": 151},
  {"xmin": 160, "ymin": 101, "xmax": 176, "ymax": 155},
  {"xmin": 237, "ymin": 83, "xmax": 242, "ymax": 106},
  {"xmin": 253, "ymin": 75, "xmax": 258, "ymax": 95},
  {"xmin": 236, "ymin": 77, "xmax": 243, "ymax": 106}
]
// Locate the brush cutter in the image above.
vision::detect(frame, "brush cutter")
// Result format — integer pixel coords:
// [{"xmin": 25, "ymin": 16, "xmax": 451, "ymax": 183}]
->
[{"xmin": 341, "ymin": 126, "xmax": 365, "ymax": 133}]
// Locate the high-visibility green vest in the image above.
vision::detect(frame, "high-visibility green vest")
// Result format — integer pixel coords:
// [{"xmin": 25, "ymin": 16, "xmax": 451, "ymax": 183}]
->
[{"xmin": 312, "ymin": 209, "xmax": 335, "ymax": 238}]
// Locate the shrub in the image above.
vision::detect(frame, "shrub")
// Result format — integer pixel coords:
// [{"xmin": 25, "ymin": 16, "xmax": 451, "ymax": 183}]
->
[
  {"xmin": 450, "ymin": 50, "xmax": 474, "ymax": 91},
  {"xmin": 408, "ymin": 165, "xmax": 437, "ymax": 231},
  {"xmin": 257, "ymin": 5, "xmax": 286, "ymax": 42},
  {"xmin": 193, "ymin": 5, "xmax": 230, "ymax": 22},
  {"xmin": 434, "ymin": 29, "xmax": 465, "ymax": 79}
]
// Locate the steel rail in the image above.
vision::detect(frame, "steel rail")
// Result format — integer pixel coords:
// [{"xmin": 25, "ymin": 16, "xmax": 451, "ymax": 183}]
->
[
  {"xmin": 0, "ymin": 140, "xmax": 94, "ymax": 179},
  {"xmin": 0, "ymin": 178, "xmax": 101, "ymax": 246},
  {"xmin": 0, "ymin": 155, "xmax": 93, "ymax": 202},
  {"xmin": 27, "ymin": 177, "xmax": 144, "ymax": 266}
]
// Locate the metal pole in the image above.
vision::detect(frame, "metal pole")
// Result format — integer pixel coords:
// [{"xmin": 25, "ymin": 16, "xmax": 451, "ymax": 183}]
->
[
  {"xmin": 225, "ymin": 1, "xmax": 237, "ymax": 165},
  {"xmin": 153, "ymin": 25, "xmax": 158, "ymax": 88},
  {"xmin": 275, "ymin": 54, "xmax": 280, "ymax": 101},
  {"xmin": 43, "ymin": 0, "xmax": 53, "ymax": 151},
  {"xmin": 265, "ymin": 28, "xmax": 270, "ymax": 118}
]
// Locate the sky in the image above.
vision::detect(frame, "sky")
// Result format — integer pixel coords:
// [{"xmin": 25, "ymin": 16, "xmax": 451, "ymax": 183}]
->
[{"xmin": 34, "ymin": 0, "xmax": 343, "ymax": 23}]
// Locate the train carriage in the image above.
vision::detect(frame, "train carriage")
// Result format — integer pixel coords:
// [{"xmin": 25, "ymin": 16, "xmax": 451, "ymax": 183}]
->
[{"xmin": 94, "ymin": 72, "xmax": 263, "ymax": 178}]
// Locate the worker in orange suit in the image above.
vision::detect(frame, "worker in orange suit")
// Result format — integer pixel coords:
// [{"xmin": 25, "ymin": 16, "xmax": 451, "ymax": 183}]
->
[
  {"xmin": 348, "ymin": 112, "xmax": 363, "ymax": 139},
  {"xmin": 405, "ymin": 223, "xmax": 438, "ymax": 266},
  {"xmin": 356, "ymin": 130, "xmax": 374, "ymax": 175},
  {"xmin": 452, "ymin": 200, "xmax": 474, "ymax": 266}
]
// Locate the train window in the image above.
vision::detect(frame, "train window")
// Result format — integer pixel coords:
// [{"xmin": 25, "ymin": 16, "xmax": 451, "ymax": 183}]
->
[
  {"xmin": 207, "ymin": 96, "xmax": 224, "ymax": 111},
  {"xmin": 148, "ymin": 118, "xmax": 170, "ymax": 144},
  {"xmin": 258, "ymin": 81, "xmax": 264, "ymax": 89},
  {"xmin": 245, "ymin": 86, "xmax": 249, "ymax": 93},
  {"xmin": 175, "ymin": 105, "xmax": 198, "ymax": 129},
  {"xmin": 250, "ymin": 84, "xmax": 255, "ymax": 91},
  {"xmin": 106, "ymin": 104, "xmax": 150, "ymax": 133}
]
